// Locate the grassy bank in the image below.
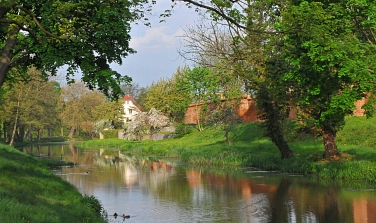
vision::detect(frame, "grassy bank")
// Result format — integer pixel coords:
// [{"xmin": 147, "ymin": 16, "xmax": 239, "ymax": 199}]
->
[
  {"xmin": 78, "ymin": 116, "xmax": 376, "ymax": 182},
  {"xmin": 0, "ymin": 143, "xmax": 107, "ymax": 223}
]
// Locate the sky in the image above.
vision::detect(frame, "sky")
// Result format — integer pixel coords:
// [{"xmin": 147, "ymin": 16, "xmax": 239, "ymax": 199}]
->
[{"xmin": 110, "ymin": 1, "xmax": 201, "ymax": 87}]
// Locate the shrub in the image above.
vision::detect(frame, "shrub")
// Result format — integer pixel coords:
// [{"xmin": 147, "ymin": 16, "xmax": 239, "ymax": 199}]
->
[
  {"xmin": 174, "ymin": 124, "xmax": 196, "ymax": 138},
  {"xmin": 82, "ymin": 194, "xmax": 103, "ymax": 216},
  {"xmin": 101, "ymin": 130, "xmax": 119, "ymax": 139}
]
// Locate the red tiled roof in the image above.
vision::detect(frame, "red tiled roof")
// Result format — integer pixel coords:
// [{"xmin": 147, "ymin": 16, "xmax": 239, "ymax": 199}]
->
[
  {"xmin": 121, "ymin": 94, "xmax": 132, "ymax": 101},
  {"xmin": 120, "ymin": 94, "xmax": 143, "ymax": 111}
]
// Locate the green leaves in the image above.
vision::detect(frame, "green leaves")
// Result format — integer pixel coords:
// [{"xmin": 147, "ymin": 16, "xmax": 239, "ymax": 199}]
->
[{"xmin": 0, "ymin": 0, "xmax": 149, "ymax": 99}]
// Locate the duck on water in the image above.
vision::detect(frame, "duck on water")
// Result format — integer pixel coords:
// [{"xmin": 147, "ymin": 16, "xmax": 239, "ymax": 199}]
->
[{"xmin": 113, "ymin": 213, "xmax": 130, "ymax": 219}]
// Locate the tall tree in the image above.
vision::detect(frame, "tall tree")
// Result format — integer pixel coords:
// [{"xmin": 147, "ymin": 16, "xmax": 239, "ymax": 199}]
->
[
  {"xmin": 180, "ymin": 66, "xmax": 220, "ymax": 131},
  {"xmin": 0, "ymin": 0, "xmax": 150, "ymax": 98},
  {"xmin": 0, "ymin": 67, "xmax": 61, "ymax": 144},
  {"xmin": 143, "ymin": 67, "xmax": 192, "ymax": 123},
  {"xmin": 177, "ymin": 1, "xmax": 294, "ymax": 158},
  {"xmin": 59, "ymin": 82, "xmax": 106, "ymax": 138}
]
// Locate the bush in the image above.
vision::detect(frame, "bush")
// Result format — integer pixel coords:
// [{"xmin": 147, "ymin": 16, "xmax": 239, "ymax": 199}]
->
[
  {"xmin": 101, "ymin": 130, "xmax": 119, "ymax": 139},
  {"xmin": 174, "ymin": 124, "xmax": 196, "ymax": 138},
  {"xmin": 82, "ymin": 194, "xmax": 103, "ymax": 216}
]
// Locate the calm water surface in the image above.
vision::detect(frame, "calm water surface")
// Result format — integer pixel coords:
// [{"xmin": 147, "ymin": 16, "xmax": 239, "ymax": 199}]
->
[{"xmin": 20, "ymin": 143, "xmax": 376, "ymax": 223}]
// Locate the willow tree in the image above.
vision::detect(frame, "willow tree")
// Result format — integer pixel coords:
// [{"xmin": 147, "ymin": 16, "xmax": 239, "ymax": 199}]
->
[{"xmin": 0, "ymin": 0, "xmax": 150, "ymax": 98}]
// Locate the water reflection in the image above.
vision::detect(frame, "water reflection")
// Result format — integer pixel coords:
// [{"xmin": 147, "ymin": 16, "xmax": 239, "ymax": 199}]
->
[{"xmin": 20, "ymin": 143, "xmax": 376, "ymax": 223}]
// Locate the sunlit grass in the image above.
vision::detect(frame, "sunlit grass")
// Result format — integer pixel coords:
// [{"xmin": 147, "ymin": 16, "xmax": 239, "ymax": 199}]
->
[
  {"xmin": 78, "ymin": 116, "xmax": 376, "ymax": 181},
  {"xmin": 0, "ymin": 144, "xmax": 107, "ymax": 223}
]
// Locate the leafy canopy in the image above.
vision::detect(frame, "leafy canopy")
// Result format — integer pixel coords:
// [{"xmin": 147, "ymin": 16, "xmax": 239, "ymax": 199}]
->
[{"xmin": 0, "ymin": 0, "xmax": 151, "ymax": 99}]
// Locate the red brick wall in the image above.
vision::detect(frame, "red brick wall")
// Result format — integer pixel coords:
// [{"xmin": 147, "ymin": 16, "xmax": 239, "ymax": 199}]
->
[
  {"xmin": 184, "ymin": 96, "xmax": 262, "ymax": 124},
  {"xmin": 184, "ymin": 96, "xmax": 365, "ymax": 124}
]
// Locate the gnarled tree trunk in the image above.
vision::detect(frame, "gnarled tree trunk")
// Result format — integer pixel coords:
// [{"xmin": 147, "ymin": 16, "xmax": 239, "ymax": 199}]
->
[
  {"xmin": 0, "ymin": 26, "xmax": 19, "ymax": 88},
  {"xmin": 322, "ymin": 127, "xmax": 341, "ymax": 160}
]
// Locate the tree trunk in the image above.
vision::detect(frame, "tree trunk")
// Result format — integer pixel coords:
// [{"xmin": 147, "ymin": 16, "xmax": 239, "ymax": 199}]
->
[
  {"xmin": 19, "ymin": 125, "xmax": 25, "ymax": 143},
  {"xmin": 0, "ymin": 26, "xmax": 19, "ymax": 88},
  {"xmin": 3, "ymin": 122, "xmax": 7, "ymax": 141},
  {"xmin": 9, "ymin": 92, "xmax": 21, "ymax": 146},
  {"xmin": 272, "ymin": 131, "xmax": 294, "ymax": 159},
  {"xmin": 224, "ymin": 127, "xmax": 231, "ymax": 145},
  {"xmin": 0, "ymin": 122, "xmax": 2, "ymax": 140},
  {"xmin": 68, "ymin": 126, "xmax": 75, "ymax": 138},
  {"xmin": 322, "ymin": 128, "xmax": 341, "ymax": 160},
  {"xmin": 61, "ymin": 126, "xmax": 64, "ymax": 136},
  {"xmin": 37, "ymin": 129, "xmax": 41, "ymax": 142},
  {"xmin": 195, "ymin": 103, "xmax": 203, "ymax": 131},
  {"xmin": 257, "ymin": 85, "xmax": 294, "ymax": 159}
]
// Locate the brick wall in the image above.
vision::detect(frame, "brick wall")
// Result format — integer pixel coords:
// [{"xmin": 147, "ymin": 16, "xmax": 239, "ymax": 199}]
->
[{"xmin": 184, "ymin": 95, "xmax": 365, "ymax": 124}]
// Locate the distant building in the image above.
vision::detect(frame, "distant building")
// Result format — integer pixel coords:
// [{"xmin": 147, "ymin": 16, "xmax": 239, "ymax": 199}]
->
[{"xmin": 120, "ymin": 94, "xmax": 142, "ymax": 123}]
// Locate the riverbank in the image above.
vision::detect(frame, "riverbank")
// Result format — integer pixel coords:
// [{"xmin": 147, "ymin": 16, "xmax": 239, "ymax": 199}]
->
[
  {"xmin": 78, "ymin": 116, "xmax": 376, "ymax": 182},
  {"xmin": 0, "ymin": 143, "xmax": 107, "ymax": 223}
]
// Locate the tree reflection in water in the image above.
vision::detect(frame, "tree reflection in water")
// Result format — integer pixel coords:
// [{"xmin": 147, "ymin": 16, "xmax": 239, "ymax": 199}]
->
[{"xmin": 19, "ymin": 144, "xmax": 376, "ymax": 223}]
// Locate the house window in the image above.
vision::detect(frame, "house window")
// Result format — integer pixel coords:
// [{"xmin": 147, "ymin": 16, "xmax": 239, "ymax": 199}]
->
[{"xmin": 128, "ymin": 109, "xmax": 133, "ymax": 114}]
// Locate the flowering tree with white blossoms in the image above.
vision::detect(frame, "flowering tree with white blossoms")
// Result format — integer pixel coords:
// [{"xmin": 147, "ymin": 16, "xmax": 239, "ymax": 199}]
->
[{"xmin": 124, "ymin": 108, "xmax": 169, "ymax": 141}]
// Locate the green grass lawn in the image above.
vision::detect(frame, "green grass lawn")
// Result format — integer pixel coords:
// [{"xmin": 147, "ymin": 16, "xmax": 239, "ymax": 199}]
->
[{"xmin": 0, "ymin": 144, "xmax": 107, "ymax": 223}]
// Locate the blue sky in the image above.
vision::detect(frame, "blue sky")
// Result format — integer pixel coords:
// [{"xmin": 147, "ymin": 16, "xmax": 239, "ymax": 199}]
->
[{"xmin": 111, "ymin": 1, "xmax": 200, "ymax": 87}]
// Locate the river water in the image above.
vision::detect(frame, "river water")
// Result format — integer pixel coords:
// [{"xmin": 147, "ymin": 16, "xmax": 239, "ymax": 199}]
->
[{"xmin": 20, "ymin": 143, "xmax": 376, "ymax": 223}]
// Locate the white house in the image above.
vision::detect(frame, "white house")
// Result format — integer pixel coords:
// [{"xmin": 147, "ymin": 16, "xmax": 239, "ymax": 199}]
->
[{"xmin": 120, "ymin": 94, "xmax": 142, "ymax": 123}]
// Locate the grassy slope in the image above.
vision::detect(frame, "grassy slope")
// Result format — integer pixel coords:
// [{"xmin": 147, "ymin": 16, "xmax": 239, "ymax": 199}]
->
[
  {"xmin": 79, "ymin": 116, "xmax": 376, "ymax": 181},
  {"xmin": 0, "ymin": 144, "xmax": 107, "ymax": 223}
]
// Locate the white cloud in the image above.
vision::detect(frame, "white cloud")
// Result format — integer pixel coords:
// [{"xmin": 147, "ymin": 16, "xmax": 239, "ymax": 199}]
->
[
  {"xmin": 130, "ymin": 26, "xmax": 185, "ymax": 50},
  {"xmin": 111, "ymin": 1, "xmax": 201, "ymax": 87}
]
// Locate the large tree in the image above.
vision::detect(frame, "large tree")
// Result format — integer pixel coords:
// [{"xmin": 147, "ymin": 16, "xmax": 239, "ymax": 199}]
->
[
  {"xmin": 143, "ymin": 66, "xmax": 192, "ymax": 122},
  {"xmin": 0, "ymin": 0, "xmax": 149, "ymax": 98},
  {"xmin": 176, "ymin": 0, "xmax": 376, "ymax": 160},
  {"xmin": 280, "ymin": 0, "xmax": 376, "ymax": 159},
  {"xmin": 59, "ymin": 81, "xmax": 106, "ymax": 138},
  {"xmin": 176, "ymin": 0, "xmax": 295, "ymax": 158}
]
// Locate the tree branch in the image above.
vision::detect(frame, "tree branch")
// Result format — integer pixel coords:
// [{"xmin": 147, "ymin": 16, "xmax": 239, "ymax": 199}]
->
[
  {"xmin": 177, "ymin": 0, "xmax": 284, "ymax": 34},
  {"xmin": 0, "ymin": 19, "xmax": 41, "ymax": 44},
  {"xmin": 177, "ymin": 0, "xmax": 247, "ymax": 29},
  {"xmin": 15, "ymin": 5, "xmax": 68, "ymax": 40}
]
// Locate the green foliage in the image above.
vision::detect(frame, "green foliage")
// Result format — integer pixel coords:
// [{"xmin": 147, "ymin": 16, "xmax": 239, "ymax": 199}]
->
[
  {"xmin": 144, "ymin": 67, "xmax": 192, "ymax": 122},
  {"xmin": 0, "ymin": 68, "xmax": 61, "ymax": 144},
  {"xmin": 280, "ymin": 0, "xmax": 376, "ymax": 157},
  {"xmin": 206, "ymin": 104, "xmax": 243, "ymax": 144},
  {"xmin": 0, "ymin": 0, "xmax": 153, "ymax": 98},
  {"xmin": 101, "ymin": 130, "xmax": 119, "ymax": 139},
  {"xmin": 82, "ymin": 194, "xmax": 103, "ymax": 216},
  {"xmin": 174, "ymin": 124, "xmax": 196, "ymax": 138},
  {"xmin": 59, "ymin": 82, "xmax": 123, "ymax": 138}
]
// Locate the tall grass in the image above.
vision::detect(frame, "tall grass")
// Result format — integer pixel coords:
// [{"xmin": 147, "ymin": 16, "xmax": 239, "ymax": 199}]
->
[{"xmin": 0, "ymin": 144, "xmax": 107, "ymax": 223}]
